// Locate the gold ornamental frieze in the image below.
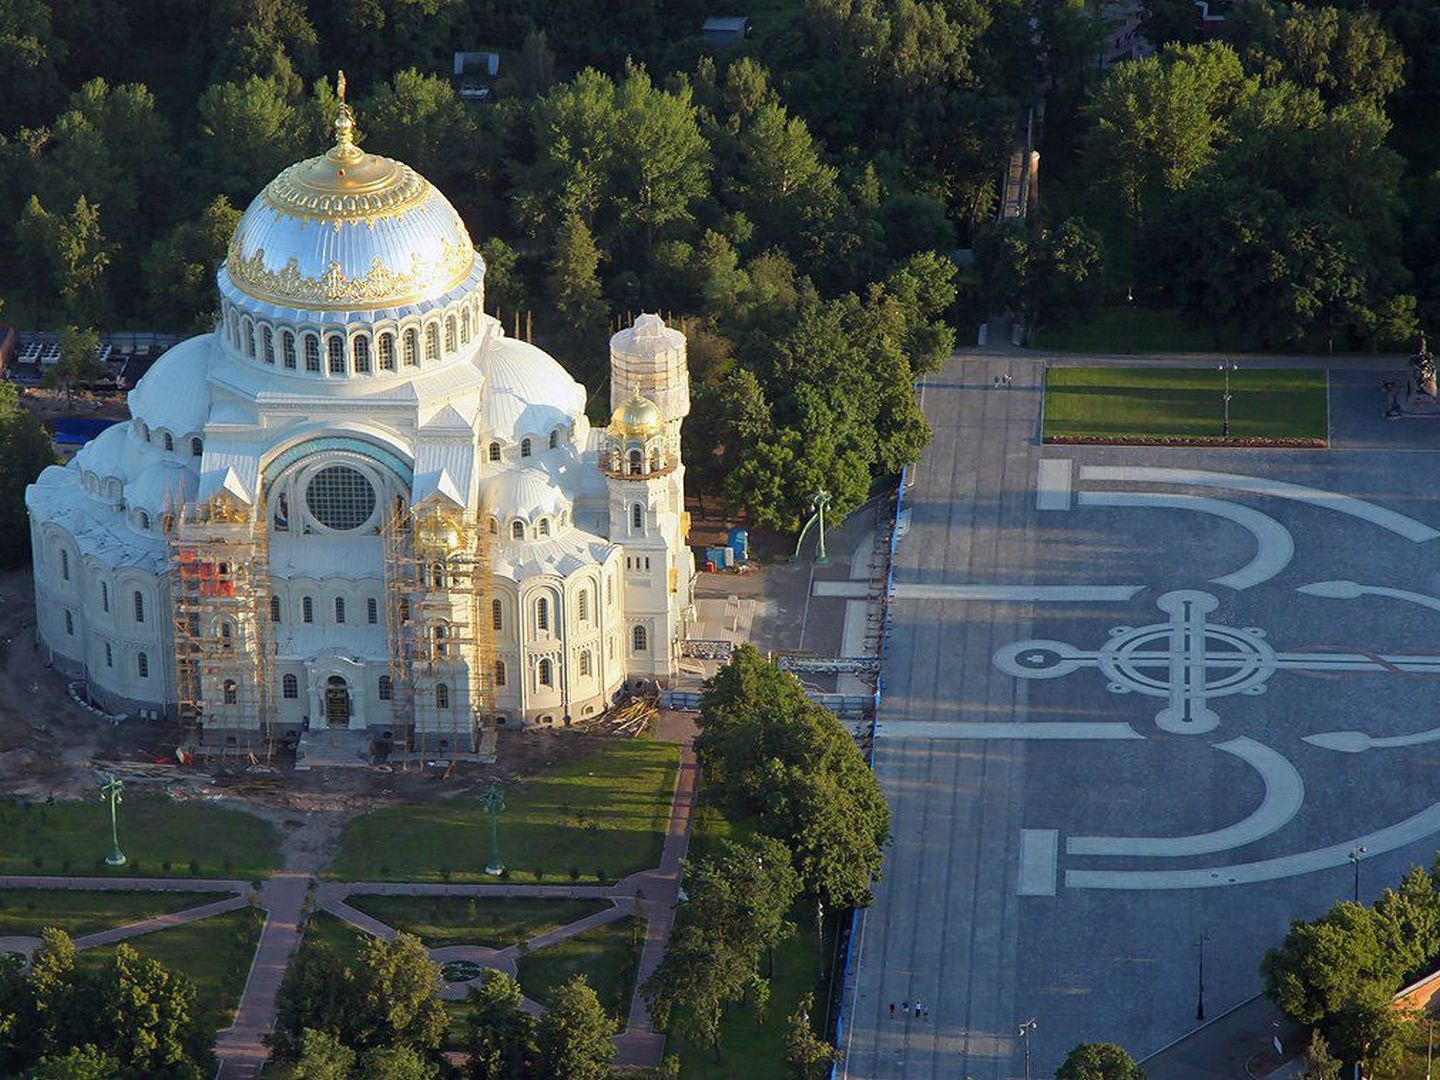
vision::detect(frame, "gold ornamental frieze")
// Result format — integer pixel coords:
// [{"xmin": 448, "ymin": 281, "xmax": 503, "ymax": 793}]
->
[
  {"xmin": 262, "ymin": 154, "xmax": 432, "ymax": 224},
  {"xmin": 225, "ymin": 237, "xmax": 475, "ymax": 309}
]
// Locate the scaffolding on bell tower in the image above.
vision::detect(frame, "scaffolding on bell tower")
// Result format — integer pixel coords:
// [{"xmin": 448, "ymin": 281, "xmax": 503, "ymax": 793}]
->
[
  {"xmin": 382, "ymin": 502, "xmax": 494, "ymax": 761},
  {"xmin": 168, "ymin": 494, "xmax": 275, "ymax": 758}
]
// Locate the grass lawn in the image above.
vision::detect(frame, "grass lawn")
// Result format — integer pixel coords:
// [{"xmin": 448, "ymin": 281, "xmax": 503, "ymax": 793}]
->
[
  {"xmin": 78, "ymin": 907, "xmax": 264, "ymax": 1036},
  {"xmin": 330, "ymin": 740, "xmax": 680, "ymax": 884},
  {"xmin": 1035, "ymin": 306, "xmax": 1242, "ymax": 353},
  {"xmin": 0, "ymin": 796, "xmax": 281, "ymax": 879},
  {"xmin": 344, "ymin": 894, "xmax": 611, "ymax": 949},
  {"xmin": 299, "ymin": 910, "xmax": 369, "ymax": 962},
  {"xmin": 516, "ymin": 914, "xmax": 645, "ymax": 1025},
  {"xmin": 1042, "ymin": 366, "xmax": 1328, "ymax": 443},
  {"xmin": 0, "ymin": 888, "xmax": 221, "ymax": 938}
]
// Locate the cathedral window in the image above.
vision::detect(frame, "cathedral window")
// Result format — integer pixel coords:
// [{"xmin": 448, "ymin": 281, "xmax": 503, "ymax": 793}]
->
[
  {"xmin": 60, "ymin": 548, "xmax": 68, "ymax": 581},
  {"xmin": 367, "ymin": 598, "xmax": 378, "ymax": 624},
  {"xmin": 400, "ymin": 598, "xmax": 410, "ymax": 622},
  {"xmin": 270, "ymin": 595, "xmax": 281, "ymax": 622},
  {"xmin": 223, "ymin": 680, "xmax": 237, "ymax": 705},
  {"xmin": 64, "ymin": 610, "xmax": 73, "ymax": 635},
  {"xmin": 282, "ymin": 331, "xmax": 296, "ymax": 369},
  {"xmin": 633, "ymin": 625, "xmax": 648, "ymax": 652},
  {"xmin": 651, "ymin": 448, "xmax": 661, "ymax": 471},
  {"xmin": 137, "ymin": 652, "xmax": 149, "ymax": 678},
  {"xmin": 578, "ymin": 589, "xmax": 589, "ymax": 622},
  {"xmin": 220, "ymin": 621, "xmax": 233, "ymax": 649},
  {"xmin": 379, "ymin": 333, "xmax": 395, "ymax": 371},
  {"xmin": 378, "ymin": 675, "xmax": 392, "ymax": 700},
  {"xmin": 538, "ymin": 658, "xmax": 553, "ymax": 687},
  {"xmin": 436, "ymin": 683, "xmax": 450, "ymax": 709},
  {"xmin": 445, "ymin": 316, "xmax": 456, "ymax": 353},
  {"xmin": 163, "ymin": 433, "xmax": 174, "ymax": 452},
  {"xmin": 138, "ymin": 512, "xmax": 150, "ymax": 530},
  {"xmin": 629, "ymin": 450, "xmax": 643, "ymax": 475},
  {"xmin": 192, "ymin": 437, "xmax": 203, "ymax": 457},
  {"xmin": 495, "ymin": 660, "xmax": 506, "ymax": 687},
  {"xmin": 461, "ymin": 309, "xmax": 471, "ymax": 343},
  {"xmin": 226, "ymin": 310, "xmax": 238, "ymax": 347},
  {"xmin": 488, "ymin": 518, "xmax": 498, "ymax": 535},
  {"xmin": 327, "ymin": 335, "xmax": 344, "ymax": 374},
  {"xmin": 304, "ymin": 334, "xmax": 321, "ymax": 372},
  {"xmin": 488, "ymin": 442, "xmax": 500, "ymax": 462},
  {"xmin": 435, "ymin": 625, "xmax": 448, "ymax": 658},
  {"xmin": 537, "ymin": 597, "xmax": 549, "ymax": 632},
  {"xmin": 632, "ymin": 503, "xmax": 643, "ymax": 530},
  {"xmin": 354, "ymin": 336, "xmax": 371, "ymax": 373},
  {"xmin": 105, "ymin": 642, "xmax": 112, "ymax": 667},
  {"xmin": 538, "ymin": 518, "xmax": 550, "ymax": 537},
  {"xmin": 302, "ymin": 596, "xmax": 314, "ymax": 623},
  {"xmin": 606, "ymin": 576, "xmax": 613, "ymax": 604},
  {"xmin": 242, "ymin": 317, "xmax": 255, "ymax": 357},
  {"xmin": 403, "ymin": 328, "xmax": 418, "ymax": 366},
  {"xmin": 335, "ymin": 597, "xmax": 346, "ymax": 623},
  {"xmin": 579, "ymin": 650, "xmax": 591, "ymax": 677},
  {"xmin": 133, "ymin": 591, "xmax": 145, "ymax": 623},
  {"xmin": 283, "ymin": 674, "xmax": 298, "ymax": 699},
  {"xmin": 521, "ymin": 438, "xmax": 532, "ymax": 458},
  {"xmin": 305, "ymin": 465, "xmax": 377, "ymax": 531},
  {"xmin": 262, "ymin": 326, "xmax": 274, "ymax": 364},
  {"xmin": 549, "ymin": 430, "xmax": 559, "ymax": 449},
  {"xmin": 101, "ymin": 582, "xmax": 109, "ymax": 612},
  {"xmin": 511, "ymin": 521, "xmax": 524, "ymax": 540},
  {"xmin": 492, "ymin": 598, "xmax": 503, "ymax": 630},
  {"xmin": 162, "ymin": 513, "xmax": 173, "ymax": 533},
  {"xmin": 425, "ymin": 323, "xmax": 439, "ymax": 362}
]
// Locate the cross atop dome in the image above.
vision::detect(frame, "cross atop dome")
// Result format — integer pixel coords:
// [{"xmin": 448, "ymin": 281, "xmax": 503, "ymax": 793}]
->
[{"xmin": 329, "ymin": 70, "xmax": 363, "ymax": 165}]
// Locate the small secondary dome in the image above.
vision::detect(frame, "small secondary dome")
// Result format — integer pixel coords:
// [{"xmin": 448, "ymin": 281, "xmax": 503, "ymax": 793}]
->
[
  {"xmin": 224, "ymin": 74, "xmax": 476, "ymax": 311},
  {"xmin": 609, "ymin": 393, "xmax": 662, "ymax": 437}
]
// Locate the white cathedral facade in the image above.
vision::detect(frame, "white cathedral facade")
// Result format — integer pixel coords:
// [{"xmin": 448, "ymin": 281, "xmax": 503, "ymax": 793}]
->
[{"xmin": 26, "ymin": 95, "xmax": 695, "ymax": 751}]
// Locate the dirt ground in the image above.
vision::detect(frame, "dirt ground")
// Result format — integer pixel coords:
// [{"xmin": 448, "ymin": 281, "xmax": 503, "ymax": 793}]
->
[{"xmin": 0, "ymin": 566, "xmax": 659, "ymax": 873}]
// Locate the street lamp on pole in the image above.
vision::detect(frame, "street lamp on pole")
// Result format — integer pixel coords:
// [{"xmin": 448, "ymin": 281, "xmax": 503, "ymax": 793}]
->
[
  {"xmin": 1017, "ymin": 1018, "xmax": 1038, "ymax": 1080},
  {"xmin": 97, "ymin": 771, "xmax": 126, "ymax": 867},
  {"xmin": 1350, "ymin": 845, "xmax": 1368, "ymax": 902},
  {"xmin": 1219, "ymin": 362, "xmax": 1237, "ymax": 437},
  {"xmin": 481, "ymin": 784, "xmax": 506, "ymax": 876}
]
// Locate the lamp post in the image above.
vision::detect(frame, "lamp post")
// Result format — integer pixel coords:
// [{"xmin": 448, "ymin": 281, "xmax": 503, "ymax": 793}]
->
[
  {"xmin": 1195, "ymin": 932, "xmax": 1209, "ymax": 1021},
  {"xmin": 98, "ymin": 771, "xmax": 126, "ymax": 867},
  {"xmin": 481, "ymin": 783, "xmax": 506, "ymax": 876},
  {"xmin": 1017, "ymin": 1018, "xmax": 1038, "ymax": 1080},
  {"xmin": 1349, "ymin": 845, "xmax": 1368, "ymax": 902},
  {"xmin": 1219, "ymin": 362, "xmax": 1237, "ymax": 437},
  {"xmin": 1126, "ymin": 286, "xmax": 1135, "ymax": 355},
  {"xmin": 790, "ymin": 490, "xmax": 832, "ymax": 566}
]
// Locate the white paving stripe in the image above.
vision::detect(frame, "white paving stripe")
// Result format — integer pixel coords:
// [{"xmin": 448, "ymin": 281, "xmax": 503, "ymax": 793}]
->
[
  {"xmin": 1065, "ymin": 737, "xmax": 1303, "ymax": 857},
  {"xmin": 892, "ymin": 583, "xmax": 1145, "ymax": 602},
  {"xmin": 1036, "ymin": 458, "xmax": 1072, "ymax": 510},
  {"xmin": 1079, "ymin": 465, "xmax": 1440, "ymax": 542},
  {"xmin": 1066, "ymin": 797, "xmax": 1440, "ymax": 890},
  {"xmin": 1305, "ymin": 724, "xmax": 1440, "ymax": 753},
  {"xmin": 1018, "ymin": 830, "xmax": 1059, "ymax": 896},
  {"xmin": 1300, "ymin": 579, "xmax": 1440, "ymax": 613},
  {"xmin": 813, "ymin": 580, "xmax": 870, "ymax": 598},
  {"xmin": 1077, "ymin": 490, "xmax": 1294, "ymax": 591},
  {"xmin": 876, "ymin": 721, "xmax": 1144, "ymax": 741}
]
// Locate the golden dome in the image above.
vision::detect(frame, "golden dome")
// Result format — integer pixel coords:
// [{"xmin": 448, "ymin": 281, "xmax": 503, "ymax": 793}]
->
[
  {"xmin": 609, "ymin": 393, "xmax": 663, "ymax": 437},
  {"xmin": 223, "ymin": 80, "xmax": 477, "ymax": 311}
]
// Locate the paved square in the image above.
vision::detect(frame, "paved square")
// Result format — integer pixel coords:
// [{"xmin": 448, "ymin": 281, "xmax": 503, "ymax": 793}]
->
[{"xmin": 839, "ymin": 357, "xmax": 1440, "ymax": 1078}]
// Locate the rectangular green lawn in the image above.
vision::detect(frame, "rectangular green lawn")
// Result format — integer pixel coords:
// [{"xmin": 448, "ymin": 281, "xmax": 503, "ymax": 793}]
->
[
  {"xmin": 330, "ymin": 740, "xmax": 680, "ymax": 884},
  {"xmin": 0, "ymin": 797, "xmax": 281, "ymax": 878},
  {"xmin": 78, "ymin": 907, "xmax": 264, "ymax": 1036},
  {"xmin": 0, "ymin": 888, "xmax": 222, "ymax": 938},
  {"xmin": 1043, "ymin": 366, "xmax": 1327, "ymax": 443},
  {"xmin": 515, "ymin": 914, "xmax": 644, "ymax": 1024},
  {"xmin": 343, "ymin": 894, "xmax": 610, "ymax": 949}
]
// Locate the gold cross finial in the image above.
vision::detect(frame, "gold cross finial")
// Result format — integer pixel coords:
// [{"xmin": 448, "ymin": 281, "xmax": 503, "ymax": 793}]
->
[
  {"xmin": 337, "ymin": 69, "xmax": 347, "ymax": 104},
  {"xmin": 331, "ymin": 69, "xmax": 361, "ymax": 162}
]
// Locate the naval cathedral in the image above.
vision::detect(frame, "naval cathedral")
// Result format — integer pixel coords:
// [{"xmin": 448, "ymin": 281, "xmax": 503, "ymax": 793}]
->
[{"xmin": 25, "ymin": 88, "xmax": 695, "ymax": 755}]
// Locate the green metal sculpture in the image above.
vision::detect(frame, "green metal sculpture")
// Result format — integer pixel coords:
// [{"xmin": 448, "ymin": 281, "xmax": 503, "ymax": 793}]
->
[
  {"xmin": 98, "ymin": 772, "xmax": 126, "ymax": 867},
  {"xmin": 791, "ymin": 490, "xmax": 832, "ymax": 566},
  {"xmin": 481, "ymin": 783, "xmax": 506, "ymax": 876}
]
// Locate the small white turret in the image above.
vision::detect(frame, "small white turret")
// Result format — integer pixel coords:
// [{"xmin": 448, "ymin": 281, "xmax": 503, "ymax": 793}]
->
[{"xmin": 609, "ymin": 314, "xmax": 689, "ymax": 423}]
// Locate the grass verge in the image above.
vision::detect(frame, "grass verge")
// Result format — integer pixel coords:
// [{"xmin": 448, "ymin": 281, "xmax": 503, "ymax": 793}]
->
[
  {"xmin": 0, "ymin": 796, "xmax": 281, "ymax": 879},
  {"xmin": 0, "ymin": 888, "xmax": 222, "ymax": 938},
  {"xmin": 78, "ymin": 906, "xmax": 264, "ymax": 1036},
  {"xmin": 1042, "ymin": 366, "xmax": 1328, "ymax": 444},
  {"xmin": 330, "ymin": 740, "xmax": 680, "ymax": 884},
  {"xmin": 516, "ymin": 914, "xmax": 645, "ymax": 1025},
  {"xmin": 344, "ymin": 894, "xmax": 611, "ymax": 949}
]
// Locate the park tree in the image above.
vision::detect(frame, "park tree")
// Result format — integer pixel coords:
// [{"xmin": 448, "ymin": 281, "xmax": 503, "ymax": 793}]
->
[
  {"xmin": 732, "ymin": 101, "xmax": 838, "ymax": 253},
  {"xmin": 208, "ymin": 0, "xmax": 317, "ymax": 98},
  {"xmin": 516, "ymin": 68, "xmax": 620, "ymax": 238},
  {"xmin": 355, "ymin": 1044, "xmax": 438, "ymax": 1079},
  {"xmin": 142, "ymin": 196, "xmax": 241, "ymax": 332},
  {"xmin": 287, "ymin": 1028, "xmax": 354, "ymax": 1079},
  {"xmin": 273, "ymin": 945, "xmax": 353, "ymax": 1058},
  {"xmin": 345, "ymin": 933, "xmax": 448, "ymax": 1053},
  {"xmin": 1054, "ymin": 1042, "xmax": 1145, "ymax": 1079},
  {"xmin": 549, "ymin": 213, "xmax": 607, "ymax": 368},
  {"xmin": 534, "ymin": 975, "xmax": 615, "ymax": 1080},
  {"xmin": 1298, "ymin": 1030, "xmax": 1341, "ymax": 1080},
  {"xmin": 22, "ymin": 1044, "xmax": 120, "ymax": 1079},
  {"xmin": 783, "ymin": 993, "xmax": 839, "ymax": 1080},
  {"xmin": 91, "ymin": 944, "xmax": 207, "ymax": 1076},
  {"xmin": 477, "ymin": 238, "xmax": 527, "ymax": 319},
  {"xmin": 465, "ymin": 972, "xmax": 535, "ymax": 1080},
  {"xmin": 0, "ymin": 0, "xmax": 66, "ymax": 132},
  {"xmin": 52, "ymin": 196, "xmax": 111, "ymax": 328},
  {"xmin": 975, "ymin": 217, "xmax": 1104, "ymax": 345},
  {"xmin": 610, "ymin": 63, "xmax": 709, "ymax": 256},
  {"xmin": 44, "ymin": 326, "xmax": 103, "ymax": 405},
  {"xmin": 360, "ymin": 69, "xmax": 480, "ymax": 193},
  {"xmin": 642, "ymin": 918, "xmax": 755, "ymax": 1059},
  {"xmin": 685, "ymin": 835, "xmax": 801, "ymax": 975},
  {"xmin": 15, "ymin": 195, "xmax": 57, "ymax": 324},
  {"xmin": 1275, "ymin": 5, "xmax": 1404, "ymax": 107},
  {"xmin": 194, "ymin": 75, "xmax": 302, "ymax": 204}
]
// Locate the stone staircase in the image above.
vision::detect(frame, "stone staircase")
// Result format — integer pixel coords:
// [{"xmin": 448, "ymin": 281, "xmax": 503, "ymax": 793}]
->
[{"xmin": 295, "ymin": 728, "xmax": 374, "ymax": 770}]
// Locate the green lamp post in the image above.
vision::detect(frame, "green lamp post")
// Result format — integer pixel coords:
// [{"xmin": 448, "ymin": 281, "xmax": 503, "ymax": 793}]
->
[
  {"xmin": 481, "ymin": 783, "xmax": 506, "ymax": 876},
  {"xmin": 98, "ymin": 772, "xmax": 126, "ymax": 867},
  {"xmin": 790, "ymin": 490, "xmax": 832, "ymax": 566}
]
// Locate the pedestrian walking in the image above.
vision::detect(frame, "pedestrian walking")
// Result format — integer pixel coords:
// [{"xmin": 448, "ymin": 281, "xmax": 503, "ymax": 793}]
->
[
  {"xmin": 890, "ymin": 1002, "xmax": 896, "ymax": 1017},
  {"xmin": 902, "ymin": 1000, "xmax": 909, "ymax": 1013},
  {"xmin": 923, "ymin": 1006, "xmax": 929, "ymax": 1020},
  {"xmin": 1003, "ymin": 372, "xmax": 1013, "ymax": 387},
  {"xmin": 992, "ymin": 375, "xmax": 1000, "ymax": 389},
  {"xmin": 914, "ymin": 1002, "xmax": 922, "ymax": 1018}
]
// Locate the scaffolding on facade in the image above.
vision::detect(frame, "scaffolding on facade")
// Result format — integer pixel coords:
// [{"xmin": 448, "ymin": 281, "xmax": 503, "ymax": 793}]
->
[
  {"xmin": 168, "ymin": 494, "xmax": 275, "ymax": 758},
  {"xmin": 382, "ymin": 502, "xmax": 494, "ymax": 761}
]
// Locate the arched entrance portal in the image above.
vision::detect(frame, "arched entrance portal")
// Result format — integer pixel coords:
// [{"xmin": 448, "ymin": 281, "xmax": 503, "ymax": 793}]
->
[{"xmin": 324, "ymin": 676, "xmax": 350, "ymax": 727}]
